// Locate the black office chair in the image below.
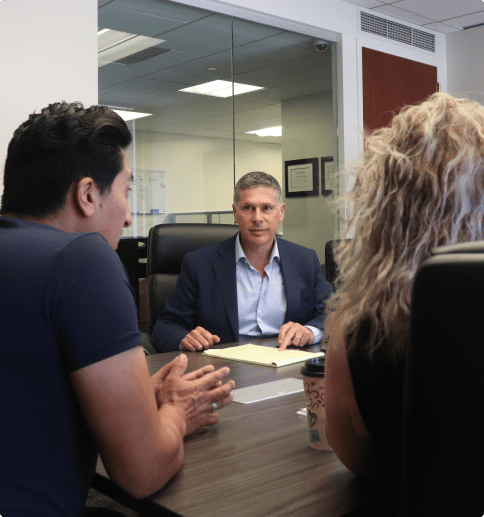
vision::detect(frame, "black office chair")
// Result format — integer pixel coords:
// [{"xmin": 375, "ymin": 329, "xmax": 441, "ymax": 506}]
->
[
  {"xmin": 325, "ymin": 239, "xmax": 351, "ymax": 289},
  {"xmin": 400, "ymin": 241, "xmax": 484, "ymax": 517},
  {"xmin": 146, "ymin": 223, "xmax": 239, "ymax": 336},
  {"xmin": 116, "ymin": 238, "xmax": 140, "ymax": 309}
]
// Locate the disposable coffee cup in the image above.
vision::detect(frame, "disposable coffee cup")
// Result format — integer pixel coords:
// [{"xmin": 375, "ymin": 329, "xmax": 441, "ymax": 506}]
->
[{"xmin": 301, "ymin": 356, "xmax": 332, "ymax": 451}]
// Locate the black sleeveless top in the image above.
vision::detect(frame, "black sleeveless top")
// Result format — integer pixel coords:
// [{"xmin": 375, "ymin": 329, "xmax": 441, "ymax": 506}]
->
[{"xmin": 347, "ymin": 321, "xmax": 407, "ymax": 499}]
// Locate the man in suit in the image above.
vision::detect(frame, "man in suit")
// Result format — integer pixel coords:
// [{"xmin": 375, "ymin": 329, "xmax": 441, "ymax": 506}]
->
[{"xmin": 151, "ymin": 171, "xmax": 332, "ymax": 353}]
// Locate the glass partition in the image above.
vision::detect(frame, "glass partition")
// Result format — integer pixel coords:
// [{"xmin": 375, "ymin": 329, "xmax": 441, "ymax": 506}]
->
[{"xmin": 98, "ymin": 0, "xmax": 338, "ymax": 262}]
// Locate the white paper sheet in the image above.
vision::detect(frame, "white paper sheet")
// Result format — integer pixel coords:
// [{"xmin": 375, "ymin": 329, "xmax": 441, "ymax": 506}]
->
[{"xmin": 232, "ymin": 378, "xmax": 304, "ymax": 404}]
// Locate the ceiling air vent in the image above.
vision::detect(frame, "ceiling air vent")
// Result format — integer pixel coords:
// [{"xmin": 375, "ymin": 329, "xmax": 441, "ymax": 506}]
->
[
  {"xmin": 115, "ymin": 46, "xmax": 170, "ymax": 65},
  {"xmin": 361, "ymin": 11, "xmax": 435, "ymax": 52}
]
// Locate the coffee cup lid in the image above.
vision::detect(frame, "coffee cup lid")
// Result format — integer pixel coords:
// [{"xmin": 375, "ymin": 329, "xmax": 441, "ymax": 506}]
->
[{"xmin": 300, "ymin": 355, "xmax": 326, "ymax": 377}]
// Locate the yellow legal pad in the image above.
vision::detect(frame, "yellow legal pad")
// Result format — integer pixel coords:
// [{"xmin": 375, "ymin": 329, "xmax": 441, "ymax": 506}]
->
[{"xmin": 202, "ymin": 343, "xmax": 325, "ymax": 368}]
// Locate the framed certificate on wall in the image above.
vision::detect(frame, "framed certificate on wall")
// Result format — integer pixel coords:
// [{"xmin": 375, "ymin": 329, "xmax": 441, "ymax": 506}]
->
[
  {"xmin": 321, "ymin": 156, "xmax": 335, "ymax": 196},
  {"xmin": 284, "ymin": 158, "xmax": 319, "ymax": 198}
]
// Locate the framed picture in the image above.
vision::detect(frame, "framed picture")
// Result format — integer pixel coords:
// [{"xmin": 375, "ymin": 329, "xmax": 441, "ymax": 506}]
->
[
  {"xmin": 284, "ymin": 158, "xmax": 319, "ymax": 198},
  {"xmin": 321, "ymin": 156, "xmax": 335, "ymax": 196}
]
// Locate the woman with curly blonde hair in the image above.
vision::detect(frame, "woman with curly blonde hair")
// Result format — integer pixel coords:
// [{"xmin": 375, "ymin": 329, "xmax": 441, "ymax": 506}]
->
[{"xmin": 324, "ymin": 92, "xmax": 484, "ymax": 511}]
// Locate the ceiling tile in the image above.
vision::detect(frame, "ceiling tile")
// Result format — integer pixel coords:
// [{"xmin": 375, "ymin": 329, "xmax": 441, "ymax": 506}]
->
[
  {"xmin": 106, "ymin": 77, "xmax": 175, "ymax": 96},
  {"xmin": 152, "ymin": 38, "xmax": 224, "ymax": 56},
  {"xmin": 99, "ymin": 72, "xmax": 132, "ymax": 90},
  {"xmin": 100, "ymin": 62, "xmax": 146, "ymax": 79},
  {"xmin": 98, "ymin": 6, "xmax": 186, "ymax": 36},
  {"xmin": 231, "ymin": 18, "xmax": 285, "ymax": 40},
  {"xmin": 267, "ymin": 32, "xmax": 314, "ymax": 48},
  {"xmin": 423, "ymin": 22, "xmax": 462, "ymax": 33},
  {"xmin": 233, "ymin": 109, "xmax": 280, "ymax": 126},
  {"xmin": 444, "ymin": 11, "xmax": 484, "ymax": 29},
  {"xmin": 232, "ymin": 41, "xmax": 312, "ymax": 75},
  {"xmin": 391, "ymin": 0, "xmax": 484, "ymax": 22},
  {"xmin": 158, "ymin": 23, "xmax": 233, "ymax": 51},
  {"xmin": 342, "ymin": 0, "xmax": 385, "ymax": 7},
  {"xmin": 289, "ymin": 54, "xmax": 332, "ymax": 77},
  {"xmin": 99, "ymin": 89, "xmax": 158, "ymax": 106},
  {"xmin": 107, "ymin": 49, "xmax": 199, "ymax": 77},
  {"xmin": 165, "ymin": 52, "xmax": 232, "ymax": 77},
  {"xmin": 147, "ymin": 66, "xmax": 225, "ymax": 86},
  {"xmin": 372, "ymin": 5, "xmax": 435, "ymax": 26},
  {"xmin": 235, "ymin": 70, "xmax": 310, "ymax": 89},
  {"xmin": 137, "ymin": 77, "xmax": 188, "ymax": 94},
  {"xmin": 136, "ymin": 95, "xmax": 185, "ymax": 109},
  {"xmin": 108, "ymin": 0, "xmax": 210, "ymax": 22}
]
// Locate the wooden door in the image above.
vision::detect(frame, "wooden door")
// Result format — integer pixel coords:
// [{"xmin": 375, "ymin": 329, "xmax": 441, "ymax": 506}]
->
[{"xmin": 363, "ymin": 47, "xmax": 438, "ymax": 132}]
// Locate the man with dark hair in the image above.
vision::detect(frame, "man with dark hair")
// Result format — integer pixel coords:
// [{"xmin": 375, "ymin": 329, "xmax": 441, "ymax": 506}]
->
[
  {"xmin": 151, "ymin": 171, "xmax": 332, "ymax": 353},
  {"xmin": 0, "ymin": 102, "xmax": 234, "ymax": 517}
]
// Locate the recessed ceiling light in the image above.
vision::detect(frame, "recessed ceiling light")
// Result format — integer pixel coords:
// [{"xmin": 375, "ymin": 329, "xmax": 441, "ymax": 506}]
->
[
  {"xmin": 179, "ymin": 80, "xmax": 265, "ymax": 98},
  {"xmin": 207, "ymin": 67, "xmax": 218, "ymax": 71},
  {"xmin": 98, "ymin": 28, "xmax": 165, "ymax": 68},
  {"xmin": 245, "ymin": 126, "xmax": 282, "ymax": 137},
  {"xmin": 112, "ymin": 109, "xmax": 152, "ymax": 122}
]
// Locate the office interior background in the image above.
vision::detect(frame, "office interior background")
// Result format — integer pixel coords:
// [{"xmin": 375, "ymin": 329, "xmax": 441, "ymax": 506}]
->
[
  {"xmin": 97, "ymin": 1, "xmax": 337, "ymax": 260},
  {"xmin": 1, "ymin": 0, "xmax": 482, "ymax": 263}
]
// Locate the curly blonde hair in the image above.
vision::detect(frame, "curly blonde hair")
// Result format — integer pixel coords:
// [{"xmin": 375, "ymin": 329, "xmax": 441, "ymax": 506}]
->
[{"xmin": 325, "ymin": 93, "xmax": 484, "ymax": 358}]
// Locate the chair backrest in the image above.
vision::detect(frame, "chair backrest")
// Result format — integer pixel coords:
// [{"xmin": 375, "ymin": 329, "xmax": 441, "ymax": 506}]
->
[
  {"xmin": 146, "ymin": 223, "xmax": 239, "ymax": 334},
  {"xmin": 325, "ymin": 239, "xmax": 351, "ymax": 289},
  {"xmin": 116, "ymin": 238, "xmax": 140, "ymax": 309},
  {"xmin": 400, "ymin": 241, "xmax": 484, "ymax": 517}
]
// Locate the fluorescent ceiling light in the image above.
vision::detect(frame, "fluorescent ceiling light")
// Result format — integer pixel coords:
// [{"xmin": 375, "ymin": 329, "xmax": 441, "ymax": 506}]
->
[
  {"xmin": 245, "ymin": 126, "xmax": 282, "ymax": 137},
  {"xmin": 179, "ymin": 80, "xmax": 265, "ymax": 98},
  {"xmin": 98, "ymin": 28, "xmax": 165, "ymax": 67},
  {"xmin": 112, "ymin": 109, "xmax": 152, "ymax": 122}
]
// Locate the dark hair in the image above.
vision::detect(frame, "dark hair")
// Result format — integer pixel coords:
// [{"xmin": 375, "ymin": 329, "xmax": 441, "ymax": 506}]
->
[
  {"xmin": 233, "ymin": 171, "xmax": 283, "ymax": 205},
  {"xmin": 1, "ymin": 101, "xmax": 132, "ymax": 217}
]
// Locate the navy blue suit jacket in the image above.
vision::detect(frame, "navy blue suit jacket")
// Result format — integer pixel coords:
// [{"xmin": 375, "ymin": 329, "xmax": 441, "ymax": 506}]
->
[{"xmin": 151, "ymin": 235, "xmax": 332, "ymax": 352}]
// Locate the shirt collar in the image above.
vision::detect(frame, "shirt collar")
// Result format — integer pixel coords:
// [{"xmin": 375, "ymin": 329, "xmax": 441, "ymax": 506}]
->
[{"xmin": 235, "ymin": 233, "xmax": 280, "ymax": 264}]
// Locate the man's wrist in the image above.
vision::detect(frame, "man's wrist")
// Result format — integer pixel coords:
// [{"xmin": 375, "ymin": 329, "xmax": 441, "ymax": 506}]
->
[
  {"xmin": 158, "ymin": 403, "xmax": 187, "ymax": 439},
  {"xmin": 306, "ymin": 325, "xmax": 322, "ymax": 343}
]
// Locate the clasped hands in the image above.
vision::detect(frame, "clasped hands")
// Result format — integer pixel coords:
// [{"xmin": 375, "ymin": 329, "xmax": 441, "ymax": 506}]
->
[
  {"xmin": 179, "ymin": 322, "xmax": 314, "ymax": 353},
  {"xmin": 152, "ymin": 354, "xmax": 235, "ymax": 435}
]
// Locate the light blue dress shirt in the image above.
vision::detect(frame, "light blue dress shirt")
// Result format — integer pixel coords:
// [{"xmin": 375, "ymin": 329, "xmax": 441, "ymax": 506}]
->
[{"xmin": 235, "ymin": 234, "xmax": 322, "ymax": 343}]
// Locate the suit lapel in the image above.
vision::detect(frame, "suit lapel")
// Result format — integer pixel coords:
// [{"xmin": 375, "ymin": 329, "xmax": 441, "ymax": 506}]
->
[
  {"xmin": 212, "ymin": 236, "xmax": 239, "ymax": 339},
  {"xmin": 278, "ymin": 239, "xmax": 300, "ymax": 321}
]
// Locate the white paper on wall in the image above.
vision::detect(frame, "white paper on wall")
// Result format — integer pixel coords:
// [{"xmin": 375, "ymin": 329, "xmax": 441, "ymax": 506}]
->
[{"xmin": 128, "ymin": 169, "xmax": 166, "ymax": 214}]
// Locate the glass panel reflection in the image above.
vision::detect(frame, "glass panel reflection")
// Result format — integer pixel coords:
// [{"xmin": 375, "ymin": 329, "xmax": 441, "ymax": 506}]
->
[{"xmin": 97, "ymin": 0, "xmax": 338, "ymax": 262}]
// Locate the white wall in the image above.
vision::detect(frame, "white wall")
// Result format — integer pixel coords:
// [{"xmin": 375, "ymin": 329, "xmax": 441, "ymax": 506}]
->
[
  {"xmin": 446, "ymin": 25, "xmax": 484, "ymax": 104},
  {"xmin": 135, "ymin": 130, "xmax": 281, "ymax": 212},
  {"xmin": 123, "ymin": 130, "xmax": 281, "ymax": 237},
  {"xmin": 204, "ymin": 139, "xmax": 282, "ymax": 211},
  {"xmin": 0, "ymin": 0, "xmax": 98, "ymax": 202},
  {"xmin": 282, "ymin": 93, "xmax": 334, "ymax": 261}
]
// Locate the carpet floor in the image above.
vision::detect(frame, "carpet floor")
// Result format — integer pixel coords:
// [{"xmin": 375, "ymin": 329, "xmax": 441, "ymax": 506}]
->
[{"xmin": 85, "ymin": 488, "xmax": 139, "ymax": 517}]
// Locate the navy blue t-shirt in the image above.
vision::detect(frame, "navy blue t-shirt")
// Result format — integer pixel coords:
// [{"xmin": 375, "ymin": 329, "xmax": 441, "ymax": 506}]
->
[{"xmin": 0, "ymin": 217, "xmax": 140, "ymax": 517}]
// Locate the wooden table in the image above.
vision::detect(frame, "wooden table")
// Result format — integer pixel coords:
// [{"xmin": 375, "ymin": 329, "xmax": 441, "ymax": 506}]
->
[{"xmin": 94, "ymin": 339, "xmax": 377, "ymax": 516}]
